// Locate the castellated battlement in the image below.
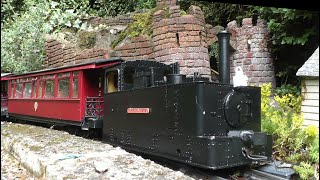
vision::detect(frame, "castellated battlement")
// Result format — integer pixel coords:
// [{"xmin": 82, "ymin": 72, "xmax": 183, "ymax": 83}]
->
[
  {"xmin": 226, "ymin": 18, "xmax": 275, "ymax": 86},
  {"xmin": 152, "ymin": 4, "xmax": 210, "ymax": 78}
]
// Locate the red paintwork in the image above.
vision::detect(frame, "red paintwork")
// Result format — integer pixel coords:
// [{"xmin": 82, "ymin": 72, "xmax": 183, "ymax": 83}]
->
[
  {"xmin": 1, "ymin": 74, "xmax": 13, "ymax": 81},
  {"xmin": 7, "ymin": 60, "xmax": 120, "ymax": 123},
  {"xmin": 8, "ymin": 99, "xmax": 81, "ymax": 121},
  {"xmin": 1, "ymin": 77, "xmax": 11, "ymax": 81}
]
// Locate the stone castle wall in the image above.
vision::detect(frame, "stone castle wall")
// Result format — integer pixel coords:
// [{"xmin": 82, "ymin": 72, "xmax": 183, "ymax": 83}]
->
[
  {"xmin": 111, "ymin": 35, "xmax": 154, "ymax": 60},
  {"xmin": 45, "ymin": 39, "xmax": 108, "ymax": 68},
  {"xmin": 44, "ymin": 0, "xmax": 275, "ymax": 86}
]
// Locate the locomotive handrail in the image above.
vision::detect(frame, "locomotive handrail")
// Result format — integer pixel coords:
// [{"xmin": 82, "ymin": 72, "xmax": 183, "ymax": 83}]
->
[
  {"xmin": 85, "ymin": 96, "xmax": 104, "ymax": 118},
  {"xmin": 242, "ymin": 147, "xmax": 269, "ymax": 161}
]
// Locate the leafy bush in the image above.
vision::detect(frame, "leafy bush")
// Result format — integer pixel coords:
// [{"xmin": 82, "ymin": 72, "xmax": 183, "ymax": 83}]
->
[
  {"xmin": 1, "ymin": 0, "xmax": 157, "ymax": 73},
  {"xmin": 256, "ymin": 8, "xmax": 316, "ymax": 46},
  {"xmin": 261, "ymin": 83, "xmax": 319, "ymax": 179},
  {"xmin": 1, "ymin": 1, "xmax": 89, "ymax": 73},
  {"xmin": 111, "ymin": 5, "xmax": 168, "ymax": 49},
  {"xmin": 274, "ymin": 84, "xmax": 301, "ymax": 97}
]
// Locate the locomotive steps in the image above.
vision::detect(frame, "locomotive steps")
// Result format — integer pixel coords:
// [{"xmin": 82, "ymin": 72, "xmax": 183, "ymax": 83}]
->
[{"xmin": 1, "ymin": 121, "xmax": 196, "ymax": 180}]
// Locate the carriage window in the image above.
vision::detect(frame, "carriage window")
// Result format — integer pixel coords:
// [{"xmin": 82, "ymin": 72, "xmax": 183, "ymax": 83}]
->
[
  {"xmin": 72, "ymin": 78, "xmax": 78, "ymax": 98},
  {"xmin": 73, "ymin": 71, "xmax": 79, "ymax": 76},
  {"xmin": 58, "ymin": 72, "xmax": 70, "ymax": 78},
  {"xmin": 58, "ymin": 79, "xmax": 70, "ymax": 98},
  {"xmin": 43, "ymin": 74, "xmax": 55, "ymax": 79},
  {"xmin": 8, "ymin": 84, "xmax": 12, "ymax": 98},
  {"xmin": 106, "ymin": 71, "xmax": 118, "ymax": 93},
  {"xmin": 15, "ymin": 83, "xmax": 22, "ymax": 98},
  {"xmin": 32, "ymin": 81, "xmax": 37, "ymax": 98},
  {"xmin": 44, "ymin": 80, "xmax": 54, "ymax": 98},
  {"xmin": 10, "ymin": 81, "xmax": 15, "ymax": 98},
  {"xmin": 38, "ymin": 81, "xmax": 43, "ymax": 98},
  {"xmin": 24, "ymin": 82, "xmax": 32, "ymax": 98}
]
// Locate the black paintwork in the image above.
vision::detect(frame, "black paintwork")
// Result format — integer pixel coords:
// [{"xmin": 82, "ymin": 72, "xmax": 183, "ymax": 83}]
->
[
  {"xmin": 217, "ymin": 31, "xmax": 231, "ymax": 84},
  {"xmin": 102, "ymin": 80, "xmax": 272, "ymax": 169},
  {"xmin": 99, "ymin": 29, "xmax": 272, "ymax": 170}
]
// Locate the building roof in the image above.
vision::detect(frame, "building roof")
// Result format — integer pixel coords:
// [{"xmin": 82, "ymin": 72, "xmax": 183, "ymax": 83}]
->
[{"xmin": 296, "ymin": 47, "xmax": 319, "ymax": 77}]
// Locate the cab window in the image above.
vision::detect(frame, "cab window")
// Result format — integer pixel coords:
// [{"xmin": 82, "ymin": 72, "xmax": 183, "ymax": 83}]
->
[{"xmin": 105, "ymin": 70, "xmax": 118, "ymax": 93}]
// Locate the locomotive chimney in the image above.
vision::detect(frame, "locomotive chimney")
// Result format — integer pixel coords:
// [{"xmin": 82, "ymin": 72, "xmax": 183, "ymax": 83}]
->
[{"xmin": 217, "ymin": 30, "xmax": 231, "ymax": 84}]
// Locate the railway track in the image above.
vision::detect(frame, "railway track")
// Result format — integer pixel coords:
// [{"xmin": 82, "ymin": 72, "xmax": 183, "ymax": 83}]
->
[
  {"xmin": 133, "ymin": 152, "xmax": 297, "ymax": 180},
  {"xmin": 4, "ymin": 118, "xmax": 297, "ymax": 180}
]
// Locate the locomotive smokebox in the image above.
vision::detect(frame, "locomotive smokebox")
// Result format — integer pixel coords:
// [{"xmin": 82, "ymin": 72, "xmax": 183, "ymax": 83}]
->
[{"xmin": 217, "ymin": 30, "xmax": 231, "ymax": 84}]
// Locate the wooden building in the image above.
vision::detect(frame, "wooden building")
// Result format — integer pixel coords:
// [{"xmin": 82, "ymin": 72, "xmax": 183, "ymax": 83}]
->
[{"xmin": 296, "ymin": 47, "xmax": 319, "ymax": 127}]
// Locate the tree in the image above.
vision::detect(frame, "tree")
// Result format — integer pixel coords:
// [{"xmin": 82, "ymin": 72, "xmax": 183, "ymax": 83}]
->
[
  {"xmin": 256, "ymin": 7, "xmax": 319, "ymax": 86},
  {"xmin": 1, "ymin": 0, "xmax": 156, "ymax": 73}
]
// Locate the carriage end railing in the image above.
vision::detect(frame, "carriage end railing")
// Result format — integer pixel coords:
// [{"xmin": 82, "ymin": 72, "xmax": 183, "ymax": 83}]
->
[{"xmin": 85, "ymin": 96, "xmax": 104, "ymax": 118}]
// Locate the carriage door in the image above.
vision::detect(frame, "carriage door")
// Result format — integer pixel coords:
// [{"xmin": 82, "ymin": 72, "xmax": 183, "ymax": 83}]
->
[
  {"xmin": 1, "ymin": 80, "xmax": 8, "ymax": 116},
  {"xmin": 104, "ymin": 69, "xmax": 120, "ymax": 94}
]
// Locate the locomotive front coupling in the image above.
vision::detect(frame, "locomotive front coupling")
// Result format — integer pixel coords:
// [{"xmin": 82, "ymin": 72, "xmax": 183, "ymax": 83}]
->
[{"xmin": 228, "ymin": 130, "xmax": 272, "ymax": 162}]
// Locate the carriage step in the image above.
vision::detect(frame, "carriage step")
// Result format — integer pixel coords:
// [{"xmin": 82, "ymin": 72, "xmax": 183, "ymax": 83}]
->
[
  {"xmin": 81, "ymin": 117, "xmax": 102, "ymax": 130},
  {"xmin": 81, "ymin": 120, "xmax": 89, "ymax": 131}
]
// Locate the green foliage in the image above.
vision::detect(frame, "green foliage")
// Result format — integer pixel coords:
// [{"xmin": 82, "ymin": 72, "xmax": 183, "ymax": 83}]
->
[
  {"xmin": 180, "ymin": 10, "xmax": 187, "ymax": 16},
  {"xmin": 179, "ymin": 1, "xmax": 253, "ymax": 26},
  {"xmin": 309, "ymin": 136, "xmax": 319, "ymax": 163},
  {"xmin": 208, "ymin": 42, "xmax": 219, "ymax": 71},
  {"xmin": 91, "ymin": 0, "xmax": 157, "ymax": 17},
  {"xmin": 1, "ymin": 0, "xmax": 90, "ymax": 73},
  {"xmin": 77, "ymin": 31, "xmax": 96, "ymax": 49},
  {"xmin": 256, "ymin": 7, "xmax": 317, "ymax": 46},
  {"xmin": 90, "ymin": 0, "xmax": 136, "ymax": 17},
  {"xmin": 294, "ymin": 162, "xmax": 316, "ymax": 180},
  {"xmin": 274, "ymin": 84, "xmax": 300, "ymax": 97},
  {"xmin": 135, "ymin": 0, "xmax": 156, "ymax": 10},
  {"xmin": 1, "ymin": 0, "xmax": 25, "ymax": 24},
  {"xmin": 275, "ymin": 64, "xmax": 302, "ymax": 86},
  {"xmin": 1, "ymin": 0, "xmax": 158, "ymax": 73},
  {"xmin": 111, "ymin": 6, "xmax": 167, "ymax": 49},
  {"xmin": 260, "ymin": 83, "xmax": 319, "ymax": 179},
  {"xmin": 209, "ymin": 42, "xmax": 219, "ymax": 60},
  {"xmin": 1, "ymin": 1, "xmax": 51, "ymax": 73}
]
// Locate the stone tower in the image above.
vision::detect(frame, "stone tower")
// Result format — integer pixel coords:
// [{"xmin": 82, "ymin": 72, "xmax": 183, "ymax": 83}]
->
[
  {"xmin": 152, "ymin": 0, "xmax": 211, "ymax": 78},
  {"xmin": 227, "ymin": 18, "xmax": 276, "ymax": 87}
]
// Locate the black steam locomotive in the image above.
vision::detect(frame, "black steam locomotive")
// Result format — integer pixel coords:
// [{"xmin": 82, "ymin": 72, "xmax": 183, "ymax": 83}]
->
[
  {"xmin": 102, "ymin": 31, "xmax": 272, "ymax": 170},
  {"xmin": 2, "ymin": 30, "xmax": 272, "ymax": 171}
]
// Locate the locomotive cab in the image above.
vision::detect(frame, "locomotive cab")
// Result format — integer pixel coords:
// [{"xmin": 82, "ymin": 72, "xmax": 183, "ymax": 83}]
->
[{"xmin": 103, "ymin": 60, "xmax": 177, "ymax": 94}]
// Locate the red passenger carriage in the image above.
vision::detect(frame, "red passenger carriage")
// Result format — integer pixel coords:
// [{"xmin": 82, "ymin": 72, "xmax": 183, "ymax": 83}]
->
[
  {"xmin": 6, "ymin": 58, "xmax": 122, "ymax": 129},
  {"xmin": 1, "ymin": 73, "xmax": 13, "ymax": 117}
]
